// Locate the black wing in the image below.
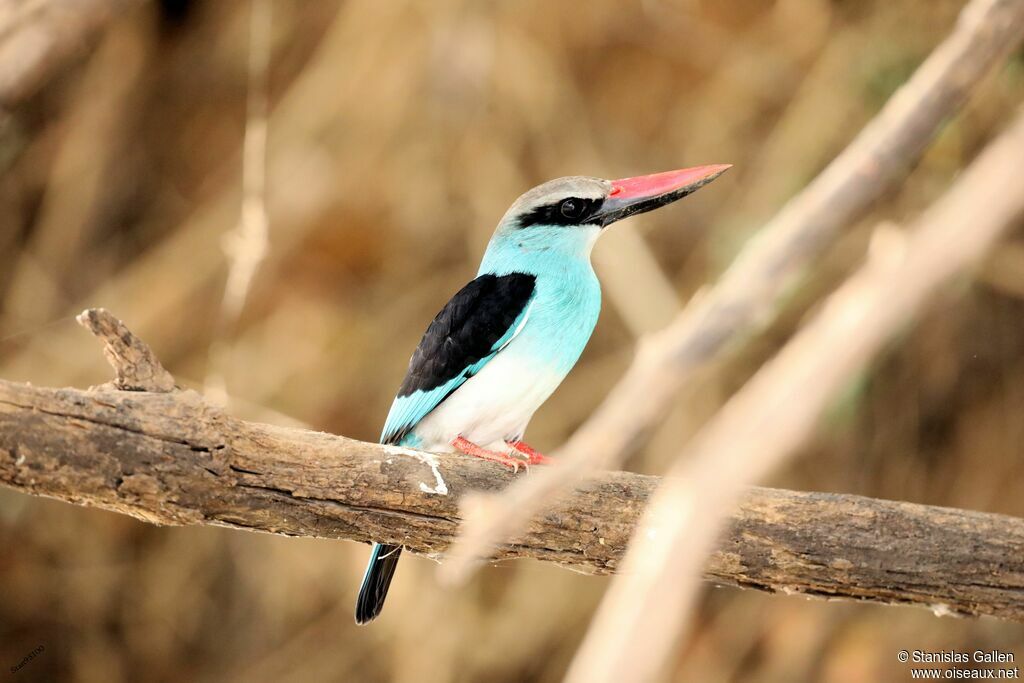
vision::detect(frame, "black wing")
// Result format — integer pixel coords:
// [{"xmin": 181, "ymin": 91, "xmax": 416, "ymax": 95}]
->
[{"xmin": 380, "ymin": 272, "xmax": 536, "ymax": 444}]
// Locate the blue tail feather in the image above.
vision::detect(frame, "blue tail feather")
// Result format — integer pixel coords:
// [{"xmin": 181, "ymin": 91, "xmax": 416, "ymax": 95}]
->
[{"xmin": 355, "ymin": 542, "xmax": 402, "ymax": 625}]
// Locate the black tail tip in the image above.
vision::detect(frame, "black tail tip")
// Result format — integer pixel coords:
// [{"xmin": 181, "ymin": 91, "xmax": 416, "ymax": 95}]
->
[
  {"xmin": 354, "ymin": 577, "xmax": 390, "ymax": 625},
  {"xmin": 354, "ymin": 599, "xmax": 383, "ymax": 626},
  {"xmin": 354, "ymin": 543, "xmax": 402, "ymax": 625},
  {"xmin": 354, "ymin": 576, "xmax": 388, "ymax": 625}
]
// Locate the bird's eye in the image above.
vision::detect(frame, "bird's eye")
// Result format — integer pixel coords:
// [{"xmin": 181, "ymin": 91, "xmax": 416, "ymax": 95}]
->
[{"xmin": 559, "ymin": 198, "xmax": 586, "ymax": 220}]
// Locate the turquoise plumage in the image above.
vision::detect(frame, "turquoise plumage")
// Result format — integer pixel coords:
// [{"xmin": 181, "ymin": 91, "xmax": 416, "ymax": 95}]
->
[{"xmin": 356, "ymin": 165, "xmax": 731, "ymax": 625}]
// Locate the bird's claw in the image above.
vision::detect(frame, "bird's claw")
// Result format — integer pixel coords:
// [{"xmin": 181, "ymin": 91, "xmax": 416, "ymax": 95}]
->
[
  {"xmin": 508, "ymin": 440, "xmax": 551, "ymax": 466},
  {"xmin": 452, "ymin": 436, "xmax": 527, "ymax": 474}
]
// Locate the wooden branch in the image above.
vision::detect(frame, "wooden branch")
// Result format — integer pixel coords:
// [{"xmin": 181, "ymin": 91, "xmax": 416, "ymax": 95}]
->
[
  {"xmin": 0, "ymin": 0, "xmax": 144, "ymax": 111},
  {"xmin": 0, "ymin": 311, "xmax": 1023, "ymax": 621}
]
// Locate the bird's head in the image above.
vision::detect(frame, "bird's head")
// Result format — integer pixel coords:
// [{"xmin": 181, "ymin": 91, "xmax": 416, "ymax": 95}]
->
[{"xmin": 485, "ymin": 165, "xmax": 731, "ymax": 265}]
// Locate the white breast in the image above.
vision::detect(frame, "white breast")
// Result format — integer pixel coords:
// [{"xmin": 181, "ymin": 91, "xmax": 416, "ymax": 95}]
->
[{"xmin": 410, "ymin": 348, "xmax": 565, "ymax": 452}]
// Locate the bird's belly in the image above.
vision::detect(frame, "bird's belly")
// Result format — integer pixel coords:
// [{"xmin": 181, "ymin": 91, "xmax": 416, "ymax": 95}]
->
[{"xmin": 411, "ymin": 349, "xmax": 566, "ymax": 451}]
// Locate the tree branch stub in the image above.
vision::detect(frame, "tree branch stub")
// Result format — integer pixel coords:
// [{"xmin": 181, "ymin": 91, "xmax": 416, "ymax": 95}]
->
[{"xmin": 75, "ymin": 307, "xmax": 176, "ymax": 392}]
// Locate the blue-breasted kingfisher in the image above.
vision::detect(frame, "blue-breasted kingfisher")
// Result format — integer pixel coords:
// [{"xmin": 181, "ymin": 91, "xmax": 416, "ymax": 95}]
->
[{"xmin": 355, "ymin": 165, "xmax": 730, "ymax": 624}]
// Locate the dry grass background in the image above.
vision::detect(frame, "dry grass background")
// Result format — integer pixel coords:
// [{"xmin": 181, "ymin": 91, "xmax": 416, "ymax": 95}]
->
[{"xmin": 1, "ymin": 0, "xmax": 1023, "ymax": 681}]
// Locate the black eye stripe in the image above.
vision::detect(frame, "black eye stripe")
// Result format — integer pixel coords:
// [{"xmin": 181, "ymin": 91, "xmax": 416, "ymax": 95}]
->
[{"xmin": 516, "ymin": 197, "xmax": 604, "ymax": 228}]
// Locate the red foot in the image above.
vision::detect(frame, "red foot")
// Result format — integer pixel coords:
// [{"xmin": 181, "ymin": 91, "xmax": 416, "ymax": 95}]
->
[
  {"xmin": 452, "ymin": 436, "xmax": 525, "ymax": 473},
  {"xmin": 508, "ymin": 440, "xmax": 551, "ymax": 466}
]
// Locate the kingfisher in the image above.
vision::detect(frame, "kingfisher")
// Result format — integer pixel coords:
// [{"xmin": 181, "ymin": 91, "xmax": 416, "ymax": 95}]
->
[{"xmin": 355, "ymin": 165, "xmax": 730, "ymax": 624}]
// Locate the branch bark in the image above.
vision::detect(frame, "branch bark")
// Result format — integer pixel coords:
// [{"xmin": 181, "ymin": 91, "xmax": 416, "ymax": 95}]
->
[
  {"xmin": 75, "ymin": 308, "xmax": 176, "ymax": 392},
  {"xmin": 0, "ymin": 311, "xmax": 1022, "ymax": 622}
]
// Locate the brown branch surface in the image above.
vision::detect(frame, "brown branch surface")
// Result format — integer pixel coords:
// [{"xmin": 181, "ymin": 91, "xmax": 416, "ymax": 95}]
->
[{"xmin": 0, "ymin": 311, "xmax": 1023, "ymax": 621}]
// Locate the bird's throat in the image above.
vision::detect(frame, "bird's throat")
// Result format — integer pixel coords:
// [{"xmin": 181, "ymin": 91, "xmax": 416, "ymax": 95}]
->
[{"xmin": 479, "ymin": 224, "xmax": 601, "ymax": 276}]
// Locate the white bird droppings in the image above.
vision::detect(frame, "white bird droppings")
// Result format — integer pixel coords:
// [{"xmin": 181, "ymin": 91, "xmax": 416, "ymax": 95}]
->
[{"xmin": 383, "ymin": 445, "xmax": 449, "ymax": 496}]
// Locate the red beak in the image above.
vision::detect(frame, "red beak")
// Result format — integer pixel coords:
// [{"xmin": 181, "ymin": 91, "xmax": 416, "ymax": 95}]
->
[
  {"xmin": 609, "ymin": 164, "xmax": 732, "ymax": 200},
  {"xmin": 595, "ymin": 164, "xmax": 731, "ymax": 226}
]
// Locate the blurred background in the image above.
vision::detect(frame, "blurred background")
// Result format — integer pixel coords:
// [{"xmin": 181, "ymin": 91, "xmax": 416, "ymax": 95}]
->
[{"xmin": 1, "ymin": 0, "xmax": 1023, "ymax": 681}]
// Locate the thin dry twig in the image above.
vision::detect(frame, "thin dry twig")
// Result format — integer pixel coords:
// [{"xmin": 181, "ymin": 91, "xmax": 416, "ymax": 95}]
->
[
  {"xmin": 2, "ymin": 312, "xmax": 1024, "ymax": 621},
  {"xmin": 205, "ymin": 0, "xmax": 272, "ymax": 404},
  {"xmin": 441, "ymin": 0, "xmax": 1024, "ymax": 584},
  {"xmin": 566, "ymin": 109, "xmax": 1024, "ymax": 683}
]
